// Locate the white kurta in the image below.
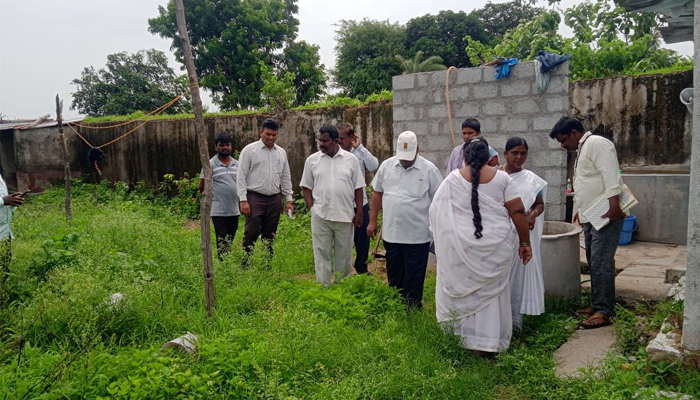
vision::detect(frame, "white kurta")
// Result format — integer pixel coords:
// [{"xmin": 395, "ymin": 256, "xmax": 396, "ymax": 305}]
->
[
  {"xmin": 507, "ymin": 169, "xmax": 547, "ymax": 329},
  {"xmin": 430, "ymin": 170, "xmax": 519, "ymax": 352}
]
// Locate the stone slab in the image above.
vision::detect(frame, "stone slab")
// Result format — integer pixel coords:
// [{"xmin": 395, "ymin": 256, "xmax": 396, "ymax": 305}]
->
[
  {"xmin": 554, "ymin": 325, "xmax": 615, "ymax": 378},
  {"xmin": 616, "ymin": 271, "xmax": 673, "ymax": 303}
]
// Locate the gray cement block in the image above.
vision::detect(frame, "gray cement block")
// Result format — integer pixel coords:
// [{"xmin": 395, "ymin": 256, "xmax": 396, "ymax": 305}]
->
[
  {"xmin": 543, "ymin": 76, "xmax": 568, "ymax": 94},
  {"xmin": 393, "ymin": 106, "xmax": 419, "ymax": 121},
  {"xmin": 533, "ymin": 114, "xmax": 563, "ymax": 131},
  {"xmin": 551, "ymin": 61, "xmax": 569, "ymax": 76},
  {"xmin": 473, "ymin": 83, "xmax": 498, "ymax": 99},
  {"xmin": 482, "ymin": 66, "xmax": 498, "ymax": 82},
  {"xmin": 431, "ymin": 70, "xmax": 457, "ymax": 86},
  {"xmin": 457, "ymin": 67, "xmax": 482, "ymax": 84},
  {"xmin": 449, "ymin": 85, "xmax": 470, "ymax": 101},
  {"xmin": 546, "ymin": 97, "xmax": 568, "ymax": 112},
  {"xmin": 478, "ymin": 117, "xmax": 500, "ymax": 132},
  {"xmin": 408, "ymin": 90, "xmax": 429, "ymax": 104},
  {"xmin": 392, "ymin": 90, "xmax": 409, "ymax": 104},
  {"xmin": 404, "ymin": 121, "xmax": 429, "ymax": 136},
  {"xmin": 416, "ymin": 74, "xmax": 431, "ymax": 88},
  {"xmin": 456, "ymin": 102, "xmax": 480, "ymax": 117},
  {"xmin": 428, "ymin": 104, "xmax": 449, "ymax": 119},
  {"xmin": 420, "ymin": 134, "xmax": 453, "ymax": 152},
  {"xmin": 511, "ymin": 62, "xmax": 536, "ymax": 80},
  {"xmin": 482, "ymin": 101, "xmax": 507, "ymax": 115},
  {"xmin": 501, "ymin": 81, "xmax": 533, "ymax": 97},
  {"xmin": 513, "ymin": 99, "xmax": 541, "ymax": 114},
  {"xmin": 393, "ymin": 74, "xmax": 416, "ymax": 91},
  {"xmin": 433, "ymin": 90, "xmax": 446, "ymax": 104},
  {"xmin": 501, "ymin": 116, "xmax": 528, "ymax": 132}
]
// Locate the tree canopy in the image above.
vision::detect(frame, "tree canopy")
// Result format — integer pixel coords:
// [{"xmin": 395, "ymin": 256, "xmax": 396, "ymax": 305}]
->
[
  {"xmin": 148, "ymin": 0, "xmax": 325, "ymax": 110},
  {"xmin": 70, "ymin": 49, "xmax": 192, "ymax": 117},
  {"xmin": 473, "ymin": 0, "xmax": 544, "ymax": 44},
  {"xmin": 333, "ymin": 19, "xmax": 406, "ymax": 98},
  {"xmin": 405, "ymin": 10, "xmax": 488, "ymax": 68}
]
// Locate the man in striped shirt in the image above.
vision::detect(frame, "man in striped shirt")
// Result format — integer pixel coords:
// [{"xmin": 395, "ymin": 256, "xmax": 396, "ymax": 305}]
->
[{"xmin": 199, "ymin": 132, "xmax": 240, "ymax": 261}]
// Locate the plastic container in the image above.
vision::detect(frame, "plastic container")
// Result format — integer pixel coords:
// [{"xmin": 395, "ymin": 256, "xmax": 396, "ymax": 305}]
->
[
  {"xmin": 541, "ymin": 221, "xmax": 583, "ymax": 300},
  {"xmin": 680, "ymin": 88, "xmax": 693, "ymax": 113},
  {"xmin": 619, "ymin": 215, "xmax": 637, "ymax": 245}
]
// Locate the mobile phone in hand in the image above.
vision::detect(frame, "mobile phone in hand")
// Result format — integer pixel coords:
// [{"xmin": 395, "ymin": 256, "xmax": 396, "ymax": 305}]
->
[{"xmin": 20, "ymin": 190, "xmax": 31, "ymax": 198}]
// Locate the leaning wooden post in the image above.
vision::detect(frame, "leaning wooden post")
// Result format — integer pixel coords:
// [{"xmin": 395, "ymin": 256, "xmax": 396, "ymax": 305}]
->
[
  {"xmin": 174, "ymin": 0, "xmax": 216, "ymax": 316},
  {"xmin": 55, "ymin": 95, "xmax": 72, "ymax": 222}
]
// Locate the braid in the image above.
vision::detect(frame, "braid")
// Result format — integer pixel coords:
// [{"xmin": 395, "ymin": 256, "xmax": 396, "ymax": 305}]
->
[{"xmin": 463, "ymin": 138, "xmax": 490, "ymax": 239}]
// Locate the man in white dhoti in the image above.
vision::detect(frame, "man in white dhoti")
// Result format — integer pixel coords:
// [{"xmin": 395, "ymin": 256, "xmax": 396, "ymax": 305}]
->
[
  {"xmin": 500, "ymin": 137, "xmax": 547, "ymax": 329},
  {"xmin": 429, "ymin": 138, "xmax": 532, "ymax": 356}
]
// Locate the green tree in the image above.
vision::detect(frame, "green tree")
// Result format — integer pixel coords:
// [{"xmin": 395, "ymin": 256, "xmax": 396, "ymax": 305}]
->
[
  {"xmin": 259, "ymin": 62, "xmax": 296, "ymax": 111},
  {"xmin": 395, "ymin": 51, "xmax": 446, "ymax": 74},
  {"xmin": 333, "ymin": 19, "xmax": 406, "ymax": 98},
  {"xmin": 473, "ymin": 0, "xmax": 544, "ymax": 43},
  {"xmin": 405, "ymin": 10, "xmax": 488, "ymax": 68},
  {"xmin": 493, "ymin": 10, "xmax": 566, "ymax": 60},
  {"xmin": 277, "ymin": 41, "xmax": 327, "ymax": 106},
  {"xmin": 148, "ymin": 0, "xmax": 325, "ymax": 110},
  {"xmin": 70, "ymin": 49, "xmax": 192, "ymax": 117}
]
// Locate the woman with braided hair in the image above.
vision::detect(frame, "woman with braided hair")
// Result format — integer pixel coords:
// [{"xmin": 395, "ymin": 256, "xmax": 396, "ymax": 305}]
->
[{"xmin": 429, "ymin": 137, "xmax": 532, "ymax": 356}]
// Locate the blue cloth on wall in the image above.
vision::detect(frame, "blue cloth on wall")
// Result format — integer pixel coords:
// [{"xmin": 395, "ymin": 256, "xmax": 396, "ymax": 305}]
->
[
  {"xmin": 495, "ymin": 58, "xmax": 519, "ymax": 80},
  {"xmin": 535, "ymin": 51, "xmax": 572, "ymax": 73}
]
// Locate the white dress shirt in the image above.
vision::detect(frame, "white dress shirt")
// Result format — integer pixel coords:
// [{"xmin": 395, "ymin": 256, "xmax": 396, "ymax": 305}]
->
[
  {"xmin": 351, "ymin": 144, "xmax": 379, "ymax": 206},
  {"xmin": 237, "ymin": 139, "xmax": 293, "ymax": 202},
  {"xmin": 300, "ymin": 148, "xmax": 364, "ymax": 223},
  {"xmin": 573, "ymin": 131, "xmax": 623, "ymax": 223},
  {"xmin": 371, "ymin": 155, "xmax": 443, "ymax": 244}
]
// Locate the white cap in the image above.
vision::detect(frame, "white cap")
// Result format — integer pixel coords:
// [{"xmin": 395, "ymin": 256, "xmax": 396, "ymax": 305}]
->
[{"xmin": 396, "ymin": 131, "xmax": 418, "ymax": 161}]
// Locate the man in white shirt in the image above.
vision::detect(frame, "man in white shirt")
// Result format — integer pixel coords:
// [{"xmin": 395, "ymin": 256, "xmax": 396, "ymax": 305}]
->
[
  {"xmin": 300, "ymin": 125, "xmax": 365, "ymax": 287},
  {"xmin": 367, "ymin": 131, "xmax": 443, "ymax": 309},
  {"xmin": 1, "ymin": 174, "xmax": 25, "ymax": 281},
  {"xmin": 550, "ymin": 117, "xmax": 624, "ymax": 329},
  {"xmin": 198, "ymin": 132, "xmax": 240, "ymax": 261},
  {"xmin": 337, "ymin": 122, "xmax": 379, "ymax": 275},
  {"xmin": 237, "ymin": 119, "xmax": 294, "ymax": 267}
]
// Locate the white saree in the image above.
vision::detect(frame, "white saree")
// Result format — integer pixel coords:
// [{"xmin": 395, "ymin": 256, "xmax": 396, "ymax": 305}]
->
[
  {"xmin": 430, "ymin": 170, "xmax": 518, "ymax": 352},
  {"xmin": 508, "ymin": 169, "xmax": 547, "ymax": 329}
]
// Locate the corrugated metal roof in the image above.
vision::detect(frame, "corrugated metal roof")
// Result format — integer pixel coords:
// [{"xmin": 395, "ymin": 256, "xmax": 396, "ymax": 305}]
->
[
  {"xmin": 615, "ymin": 0, "xmax": 694, "ymax": 44},
  {"xmin": 0, "ymin": 118, "xmax": 84, "ymax": 131}
]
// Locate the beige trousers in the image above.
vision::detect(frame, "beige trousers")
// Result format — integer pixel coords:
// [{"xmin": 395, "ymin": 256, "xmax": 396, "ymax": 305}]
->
[{"xmin": 310, "ymin": 208, "xmax": 354, "ymax": 288}]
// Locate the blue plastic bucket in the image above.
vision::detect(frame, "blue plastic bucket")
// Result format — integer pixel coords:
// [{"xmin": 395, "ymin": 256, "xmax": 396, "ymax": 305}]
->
[{"xmin": 619, "ymin": 215, "xmax": 637, "ymax": 245}]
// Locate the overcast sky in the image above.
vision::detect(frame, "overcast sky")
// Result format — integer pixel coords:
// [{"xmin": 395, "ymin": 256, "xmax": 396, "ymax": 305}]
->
[{"xmin": 0, "ymin": 0, "xmax": 693, "ymax": 120}]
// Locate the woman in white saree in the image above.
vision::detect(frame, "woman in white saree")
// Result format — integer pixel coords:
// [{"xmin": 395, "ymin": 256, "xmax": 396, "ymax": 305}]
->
[
  {"xmin": 430, "ymin": 138, "xmax": 532, "ymax": 356},
  {"xmin": 501, "ymin": 137, "xmax": 547, "ymax": 329}
]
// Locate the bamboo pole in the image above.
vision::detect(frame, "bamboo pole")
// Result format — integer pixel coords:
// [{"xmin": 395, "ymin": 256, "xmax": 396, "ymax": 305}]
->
[
  {"xmin": 55, "ymin": 95, "xmax": 71, "ymax": 221},
  {"xmin": 174, "ymin": 0, "xmax": 216, "ymax": 316}
]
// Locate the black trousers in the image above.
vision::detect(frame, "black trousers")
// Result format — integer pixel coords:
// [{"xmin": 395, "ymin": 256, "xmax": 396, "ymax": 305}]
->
[
  {"xmin": 211, "ymin": 216, "xmax": 239, "ymax": 261},
  {"xmin": 243, "ymin": 192, "xmax": 282, "ymax": 256},
  {"xmin": 353, "ymin": 204, "xmax": 370, "ymax": 274},
  {"xmin": 383, "ymin": 240, "xmax": 430, "ymax": 309},
  {"xmin": 1, "ymin": 239, "xmax": 10, "ymax": 282}
]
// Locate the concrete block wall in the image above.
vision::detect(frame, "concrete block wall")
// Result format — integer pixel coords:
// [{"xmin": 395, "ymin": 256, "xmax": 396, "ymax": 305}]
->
[{"xmin": 392, "ymin": 61, "xmax": 570, "ymax": 220}]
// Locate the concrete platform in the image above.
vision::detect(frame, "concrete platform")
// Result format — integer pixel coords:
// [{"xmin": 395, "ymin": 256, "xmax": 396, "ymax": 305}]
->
[{"xmin": 554, "ymin": 325, "xmax": 616, "ymax": 378}]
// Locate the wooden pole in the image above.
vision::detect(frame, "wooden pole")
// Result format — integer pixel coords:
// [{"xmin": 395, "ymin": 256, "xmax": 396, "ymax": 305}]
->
[
  {"xmin": 174, "ymin": 0, "xmax": 216, "ymax": 316},
  {"xmin": 55, "ymin": 95, "xmax": 71, "ymax": 222}
]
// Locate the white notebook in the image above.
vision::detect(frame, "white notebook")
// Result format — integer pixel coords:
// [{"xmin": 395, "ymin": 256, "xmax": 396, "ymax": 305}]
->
[{"xmin": 582, "ymin": 185, "xmax": 638, "ymax": 230}]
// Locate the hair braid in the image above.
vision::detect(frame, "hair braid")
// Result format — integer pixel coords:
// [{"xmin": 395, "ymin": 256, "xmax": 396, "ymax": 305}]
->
[{"xmin": 463, "ymin": 138, "xmax": 490, "ymax": 239}]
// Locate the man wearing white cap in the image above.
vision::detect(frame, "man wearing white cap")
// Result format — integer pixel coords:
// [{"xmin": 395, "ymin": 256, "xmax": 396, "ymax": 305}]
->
[{"xmin": 367, "ymin": 131, "xmax": 442, "ymax": 308}]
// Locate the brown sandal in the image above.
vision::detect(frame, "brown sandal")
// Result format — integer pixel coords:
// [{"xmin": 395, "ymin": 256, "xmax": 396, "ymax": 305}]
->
[
  {"xmin": 574, "ymin": 307, "xmax": 595, "ymax": 317},
  {"xmin": 580, "ymin": 312, "xmax": 612, "ymax": 329}
]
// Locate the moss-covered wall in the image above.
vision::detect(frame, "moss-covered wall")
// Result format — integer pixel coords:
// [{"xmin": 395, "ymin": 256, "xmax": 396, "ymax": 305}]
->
[
  {"xmin": 9, "ymin": 102, "xmax": 394, "ymax": 193},
  {"xmin": 569, "ymin": 70, "xmax": 693, "ymax": 167}
]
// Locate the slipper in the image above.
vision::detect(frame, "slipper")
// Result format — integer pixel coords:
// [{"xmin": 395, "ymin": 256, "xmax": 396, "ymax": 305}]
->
[
  {"xmin": 580, "ymin": 312, "xmax": 612, "ymax": 329},
  {"xmin": 574, "ymin": 307, "xmax": 595, "ymax": 317}
]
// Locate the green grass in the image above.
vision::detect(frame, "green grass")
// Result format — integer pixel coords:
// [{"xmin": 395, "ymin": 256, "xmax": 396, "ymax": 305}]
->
[{"xmin": 0, "ymin": 184, "xmax": 697, "ymax": 399}]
